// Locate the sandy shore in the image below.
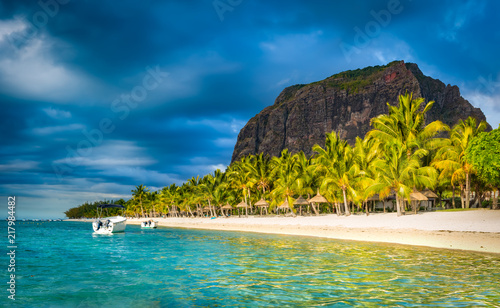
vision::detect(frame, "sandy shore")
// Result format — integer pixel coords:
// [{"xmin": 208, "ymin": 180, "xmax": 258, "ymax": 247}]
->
[{"xmin": 122, "ymin": 210, "xmax": 500, "ymax": 254}]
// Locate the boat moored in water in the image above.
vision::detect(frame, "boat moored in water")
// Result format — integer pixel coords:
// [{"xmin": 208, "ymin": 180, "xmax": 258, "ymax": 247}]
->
[
  {"xmin": 93, "ymin": 204, "xmax": 127, "ymax": 234},
  {"xmin": 141, "ymin": 220, "xmax": 158, "ymax": 229}
]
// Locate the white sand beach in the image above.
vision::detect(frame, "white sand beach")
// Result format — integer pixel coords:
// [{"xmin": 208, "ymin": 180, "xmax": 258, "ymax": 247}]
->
[{"xmin": 127, "ymin": 210, "xmax": 500, "ymax": 254}]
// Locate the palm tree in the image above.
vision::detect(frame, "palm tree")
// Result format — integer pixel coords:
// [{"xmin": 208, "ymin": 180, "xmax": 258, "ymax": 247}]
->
[
  {"xmin": 372, "ymin": 138, "xmax": 437, "ymax": 216},
  {"xmin": 131, "ymin": 184, "xmax": 149, "ymax": 218},
  {"xmin": 433, "ymin": 117, "xmax": 487, "ymax": 208},
  {"xmin": 200, "ymin": 169, "xmax": 226, "ymax": 217},
  {"xmin": 312, "ymin": 132, "xmax": 358, "ymax": 215},
  {"xmin": 270, "ymin": 149, "xmax": 299, "ymax": 215},
  {"xmin": 353, "ymin": 136, "xmax": 382, "ymax": 215},
  {"xmin": 368, "ymin": 93, "xmax": 445, "ymax": 214},
  {"xmin": 369, "ymin": 92, "xmax": 447, "ymax": 158},
  {"xmin": 245, "ymin": 153, "xmax": 272, "ymax": 197},
  {"xmin": 228, "ymin": 158, "xmax": 252, "ymax": 214}
]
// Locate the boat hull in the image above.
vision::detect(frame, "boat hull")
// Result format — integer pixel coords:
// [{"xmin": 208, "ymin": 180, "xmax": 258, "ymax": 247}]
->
[
  {"xmin": 141, "ymin": 221, "xmax": 158, "ymax": 229},
  {"xmin": 93, "ymin": 216, "xmax": 127, "ymax": 234}
]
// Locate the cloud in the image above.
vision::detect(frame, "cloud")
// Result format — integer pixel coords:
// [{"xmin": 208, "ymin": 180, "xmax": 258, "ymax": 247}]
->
[
  {"xmin": 31, "ymin": 123, "xmax": 85, "ymax": 136},
  {"xmin": 0, "ymin": 159, "xmax": 39, "ymax": 172},
  {"xmin": 43, "ymin": 107, "xmax": 72, "ymax": 119}
]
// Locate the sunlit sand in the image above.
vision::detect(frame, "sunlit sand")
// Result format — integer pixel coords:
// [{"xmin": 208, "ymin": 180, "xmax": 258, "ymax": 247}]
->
[{"xmin": 127, "ymin": 210, "xmax": 500, "ymax": 254}]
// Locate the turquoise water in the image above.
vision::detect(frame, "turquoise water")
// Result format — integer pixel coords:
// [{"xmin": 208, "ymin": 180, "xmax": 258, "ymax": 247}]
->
[{"xmin": 2, "ymin": 221, "xmax": 500, "ymax": 307}]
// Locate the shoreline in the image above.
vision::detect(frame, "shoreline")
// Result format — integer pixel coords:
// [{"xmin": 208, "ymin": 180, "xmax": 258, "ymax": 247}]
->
[{"xmin": 69, "ymin": 210, "xmax": 500, "ymax": 254}]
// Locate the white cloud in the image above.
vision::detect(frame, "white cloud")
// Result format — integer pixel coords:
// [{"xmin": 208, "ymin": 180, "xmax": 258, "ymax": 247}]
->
[
  {"xmin": 0, "ymin": 18, "xmax": 101, "ymax": 103},
  {"xmin": 0, "ymin": 159, "xmax": 39, "ymax": 172},
  {"xmin": 185, "ymin": 116, "xmax": 245, "ymax": 134},
  {"xmin": 31, "ymin": 123, "xmax": 85, "ymax": 136},
  {"xmin": 43, "ymin": 107, "xmax": 72, "ymax": 119},
  {"xmin": 53, "ymin": 140, "xmax": 157, "ymax": 170}
]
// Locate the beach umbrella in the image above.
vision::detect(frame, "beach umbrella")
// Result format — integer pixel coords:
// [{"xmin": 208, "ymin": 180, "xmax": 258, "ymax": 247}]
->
[
  {"xmin": 255, "ymin": 198, "xmax": 269, "ymax": 206},
  {"xmin": 409, "ymin": 191, "xmax": 428, "ymax": 201},
  {"xmin": 309, "ymin": 192, "xmax": 328, "ymax": 203},
  {"xmin": 408, "ymin": 191, "xmax": 428, "ymax": 214},
  {"xmin": 293, "ymin": 195, "xmax": 309, "ymax": 215},
  {"xmin": 236, "ymin": 201, "xmax": 249, "ymax": 208},
  {"xmin": 255, "ymin": 198, "xmax": 269, "ymax": 216},
  {"xmin": 221, "ymin": 203, "xmax": 233, "ymax": 217},
  {"xmin": 236, "ymin": 200, "xmax": 249, "ymax": 217},
  {"xmin": 277, "ymin": 198, "xmax": 291, "ymax": 215},
  {"xmin": 422, "ymin": 189, "xmax": 438, "ymax": 198},
  {"xmin": 293, "ymin": 196, "xmax": 309, "ymax": 205},
  {"xmin": 309, "ymin": 192, "xmax": 328, "ymax": 216},
  {"xmin": 421, "ymin": 189, "xmax": 438, "ymax": 210}
]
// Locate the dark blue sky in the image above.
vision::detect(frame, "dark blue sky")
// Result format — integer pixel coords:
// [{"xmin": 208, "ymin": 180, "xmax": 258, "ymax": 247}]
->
[{"xmin": 1, "ymin": 0, "xmax": 499, "ymax": 218}]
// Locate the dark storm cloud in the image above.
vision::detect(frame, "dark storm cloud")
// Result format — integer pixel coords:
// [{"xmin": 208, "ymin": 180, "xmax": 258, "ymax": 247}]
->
[{"xmin": 0, "ymin": 0, "xmax": 499, "ymax": 218}]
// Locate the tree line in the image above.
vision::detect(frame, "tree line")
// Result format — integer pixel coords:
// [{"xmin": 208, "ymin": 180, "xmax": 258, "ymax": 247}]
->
[{"xmin": 65, "ymin": 93, "xmax": 500, "ymax": 219}]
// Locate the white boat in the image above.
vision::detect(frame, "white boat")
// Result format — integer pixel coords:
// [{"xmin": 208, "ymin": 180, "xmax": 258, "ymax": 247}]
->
[
  {"xmin": 93, "ymin": 204, "xmax": 127, "ymax": 234},
  {"xmin": 141, "ymin": 220, "xmax": 158, "ymax": 229}
]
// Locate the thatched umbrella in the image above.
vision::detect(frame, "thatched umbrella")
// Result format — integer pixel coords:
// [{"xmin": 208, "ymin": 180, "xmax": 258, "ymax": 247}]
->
[
  {"xmin": 255, "ymin": 198, "xmax": 269, "ymax": 216},
  {"xmin": 309, "ymin": 192, "xmax": 328, "ymax": 216},
  {"xmin": 421, "ymin": 189, "xmax": 438, "ymax": 211},
  {"xmin": 221, "ymin": 203, "xmax": 233, "ymax": 217},
  {"xmin": 408, "ymin": 191, "xmax": 428, "ymax": 214},
  {"xmin": 410, "ymin": 191, "xmax": 428, "ymax": 201},
  {"xmin": 293, "ymin": 195, "xmax": 309, "ymax": 216},
  {"xmin": 277, "ymin": 199, "xmax": 292, "ymax": 215},
  {"xmin": 422, "ymin": 189, "xmax": 438, "ymax": 198},
  {"xmin": 202, "ymin": 206, "xmax": 211, "ymax": 217},
  {"xmin": 236, "ymin": 200, "xmax": 249, "ymax": 217}
]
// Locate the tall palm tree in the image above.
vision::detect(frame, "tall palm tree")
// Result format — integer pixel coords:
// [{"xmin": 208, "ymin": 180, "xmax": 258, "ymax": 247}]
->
[
  {"xmin": 200, "ymin": 169, "xmax": 226, "ymax": 217},
  {"xmin": 369, "ymin": 92, "xmax": 447, "ymax": 158},
  {"xmin": 353, "ymin": 136, "xmax": 382, "ymax": 215},
  {"xmin": 131, "ymin": 184, "xmax": 149, "ymax": 218},
  {"xmin": 312, "ymin": 132, "xmax": 358, "ymax": 215},
  {"xmin": 368, "ymin": 93, "xmax": 444, "ymax": 214},
  {"xmin": 270, "ymin": 149, "xmax": 299, "ymax": 215},
  {"xmin": 245, "ymin": 153, "xmax": 272, "ymax": 197},
  {"xmin": 372, "ymin": 138, "xmax": 436, "ymax": 216},
  {"xmin": 228, "ymin": 158, "xmax": 252, "ymax": 213},
  {"xmin": 433, "ymin": 117, "xmax": 487, "ymax": 208}
]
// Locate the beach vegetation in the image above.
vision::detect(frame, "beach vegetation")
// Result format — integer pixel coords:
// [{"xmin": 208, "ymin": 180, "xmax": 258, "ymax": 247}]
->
[{"xmin": 65, "ymin": 93, "xmax": 499, "ymax": 219}]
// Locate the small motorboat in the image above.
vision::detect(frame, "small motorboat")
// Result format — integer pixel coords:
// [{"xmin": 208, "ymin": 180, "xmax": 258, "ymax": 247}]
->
[
  {"xmin": 141, "ymin": 220, "xmax": 158, "ymax": 229},
  {"xmin": 93, "ymin": 204, "xmax": 127, "ymax": 234}
]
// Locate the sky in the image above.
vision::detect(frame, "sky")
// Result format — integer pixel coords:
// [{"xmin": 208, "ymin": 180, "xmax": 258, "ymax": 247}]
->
[{"xmin": 1, "ymin": 0, "xmax": 499, "ymax": 219}]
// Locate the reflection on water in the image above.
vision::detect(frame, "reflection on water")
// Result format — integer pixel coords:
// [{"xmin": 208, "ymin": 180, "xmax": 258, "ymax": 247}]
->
[{"xmin": 5, "ymin": 221, "xmax": 500, "ymax": 307}]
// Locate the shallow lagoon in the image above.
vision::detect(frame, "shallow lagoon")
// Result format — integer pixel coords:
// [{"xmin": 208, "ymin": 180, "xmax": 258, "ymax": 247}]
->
[{"xmin": 4, "ymin": 221, "xmax": 500, "ymax": 307}]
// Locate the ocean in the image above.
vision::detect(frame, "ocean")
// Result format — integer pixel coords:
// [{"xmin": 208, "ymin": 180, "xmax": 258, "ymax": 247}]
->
[{"xmin": 2, "ymin": 221, "xmax": 500, "ymax": 307}]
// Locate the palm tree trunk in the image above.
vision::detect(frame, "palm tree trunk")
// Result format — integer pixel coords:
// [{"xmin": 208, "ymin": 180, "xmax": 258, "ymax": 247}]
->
[
  {"xmin": 396, "ymin": 196, "xmax": 402, "ymax": 217},
  {"xmin": 310, "ymin": 202, "xmax": 319, "ymax": 215},
  {"xmin": 493, "ymin": 189, "xmax": 498, "ymax": 210},
  {"xmin": 465, "ymin": 173, "xmax": 470, "ymax": 208},
  {"xmin": 451, "ymin": 186, "xmax": 456, "ymax": 209},
  {"xmin": 139, "ymin": 199, "xmax": 145, "ymax": 218},
  {"xmin": 365, "ymin": 201, "xmax": 369, "ymax": 216},
  {"xmin": 342, "ymin": 188, "xmax": 350, "ymax": 216}
]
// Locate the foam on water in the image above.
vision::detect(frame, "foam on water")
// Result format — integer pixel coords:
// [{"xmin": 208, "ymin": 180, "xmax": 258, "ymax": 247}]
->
[{"xmin": 3, "ymin": 221, "xmax": 500, "ymax": 307}]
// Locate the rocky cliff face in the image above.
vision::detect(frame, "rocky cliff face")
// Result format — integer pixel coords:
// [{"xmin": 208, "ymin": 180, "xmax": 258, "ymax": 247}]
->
[{"xmin": 231, "ymin": 61, "xmax": 490, "ymax": 162}]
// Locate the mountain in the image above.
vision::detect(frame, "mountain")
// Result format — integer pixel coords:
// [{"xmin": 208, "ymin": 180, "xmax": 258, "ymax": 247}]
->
[{"xmin": 231, "ymin": 60, "xmax": 490, "ymax": 163}]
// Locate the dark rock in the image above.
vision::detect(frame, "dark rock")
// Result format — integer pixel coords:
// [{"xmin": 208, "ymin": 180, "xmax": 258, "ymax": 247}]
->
[{"xmin": 231, "ymin": 61, "xmax": 491, "ymax": 162}]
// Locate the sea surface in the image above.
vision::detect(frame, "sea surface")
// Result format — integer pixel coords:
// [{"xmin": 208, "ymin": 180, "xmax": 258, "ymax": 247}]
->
[{"xmin": 2, "ymin": 221, "xmax": 500, "ymax": 307}]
